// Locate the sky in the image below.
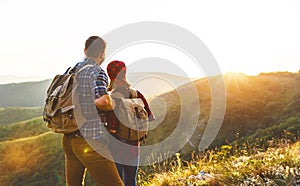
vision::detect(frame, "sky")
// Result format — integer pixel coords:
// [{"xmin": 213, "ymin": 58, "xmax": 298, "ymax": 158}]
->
[{"xmin": 1, "ymin": 0, "xmax": 300, "ymax": 84}]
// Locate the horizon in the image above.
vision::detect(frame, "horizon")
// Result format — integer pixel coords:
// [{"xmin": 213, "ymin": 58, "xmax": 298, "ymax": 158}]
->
[
  {"xmin": 0, "ymin": 69, "xmax": 299, "ymax": 85},
  {"xmin": 1, "ymin": 1, "xmax": 300, "ymax": 85}
]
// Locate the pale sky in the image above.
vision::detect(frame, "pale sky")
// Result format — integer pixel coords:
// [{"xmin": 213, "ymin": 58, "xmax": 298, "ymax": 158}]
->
[{"xmin": 1, "ymin": 0, "xmax": 300, "ymax": 83}]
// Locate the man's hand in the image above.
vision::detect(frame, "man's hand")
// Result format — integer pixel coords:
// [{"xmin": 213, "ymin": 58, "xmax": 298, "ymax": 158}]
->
[{"xmin": 94, "ymin": 94, "xmax": 115, "ymax": 111}]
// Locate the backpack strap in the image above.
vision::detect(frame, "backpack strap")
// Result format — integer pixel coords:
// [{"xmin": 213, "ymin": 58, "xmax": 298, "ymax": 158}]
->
[
  {"xmin": 75, "ymin": 64, "xmax": 94, "ymax": 75},
  {"xmin": 110, "ymin": 90, "xmax": 125, "ymax": 99},
  {"xmin": 56, "ymin": 65, "xmax": 93, "ymax": 94}
]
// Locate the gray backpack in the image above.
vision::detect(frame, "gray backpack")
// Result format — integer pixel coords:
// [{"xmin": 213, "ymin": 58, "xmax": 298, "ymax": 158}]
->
[{"xmin": 111, "ymin": 89, "xmax": 149, "ymax": 142}]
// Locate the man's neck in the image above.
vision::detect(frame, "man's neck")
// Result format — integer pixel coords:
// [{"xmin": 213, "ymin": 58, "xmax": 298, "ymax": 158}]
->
[{"xmin": 86, "ymin": 57, "xmax": 99, "ymax": 65}]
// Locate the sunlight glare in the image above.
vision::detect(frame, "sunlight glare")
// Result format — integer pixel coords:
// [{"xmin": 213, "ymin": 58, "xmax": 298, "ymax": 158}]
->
[{"xmin": 224, "ymin": 72, "xmax": 250, "ymax": 91}]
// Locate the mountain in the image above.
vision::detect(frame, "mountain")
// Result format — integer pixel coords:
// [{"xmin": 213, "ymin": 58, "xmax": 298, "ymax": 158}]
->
[
  {"xmin": 0, "ymin": 72, "xmax": 193, "ymax": 107},
  {"xmin": 0, "ymin": 75, "xmax": 47, "ymax": 84},
  {"xmin": 215, "ymin": 72, "xmax": 300, "ymax": 146},
  {"xmin": 0, "ymin": 79, "xmax": 51, "ymax": 107},
  {"xmin": 145, "ymin": 71, "xmax": 300, "ymax": 155},
  {"xmin": 1, "ymin": 71, "xmax": 300, "ymax": 185}
]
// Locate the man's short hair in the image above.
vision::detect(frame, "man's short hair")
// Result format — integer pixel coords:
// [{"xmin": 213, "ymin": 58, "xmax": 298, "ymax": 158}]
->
[{"xmin": 85, "ymin": 36, "xmax": 106, "ymax": 58}]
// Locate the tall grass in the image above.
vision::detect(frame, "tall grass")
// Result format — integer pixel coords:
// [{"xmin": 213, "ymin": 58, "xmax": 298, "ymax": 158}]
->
[{"xmin": 138, "ymin": 137, "xmax": 300, "ymax": 185}]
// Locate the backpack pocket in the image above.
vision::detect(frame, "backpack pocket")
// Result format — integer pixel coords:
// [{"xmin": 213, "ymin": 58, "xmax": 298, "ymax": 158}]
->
[{"xmin": 60, "ymin": 105, "xmax": 78, "ymax": 132}]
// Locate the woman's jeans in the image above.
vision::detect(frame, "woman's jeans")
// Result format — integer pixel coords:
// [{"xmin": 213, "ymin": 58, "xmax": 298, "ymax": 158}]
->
[{"xmin": 109, "ymin": 138, "xmax": 140, "ymax": 186}]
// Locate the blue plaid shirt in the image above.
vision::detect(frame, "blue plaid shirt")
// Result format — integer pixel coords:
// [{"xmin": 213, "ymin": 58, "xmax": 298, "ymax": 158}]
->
[{"xmin": 73, "ymin": 58, "xmax": 108, "ymax": 139}]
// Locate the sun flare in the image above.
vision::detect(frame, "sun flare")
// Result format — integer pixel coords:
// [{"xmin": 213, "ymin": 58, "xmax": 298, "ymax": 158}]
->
[{"xmin": 224, "ymin": 72, "xmax": 250, "ymax": 91}]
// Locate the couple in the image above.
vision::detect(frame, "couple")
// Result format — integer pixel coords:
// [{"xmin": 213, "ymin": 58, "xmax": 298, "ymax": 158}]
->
[{"xmin": 62, "ymin": 36, "xmax": 155, "ymax": 186}]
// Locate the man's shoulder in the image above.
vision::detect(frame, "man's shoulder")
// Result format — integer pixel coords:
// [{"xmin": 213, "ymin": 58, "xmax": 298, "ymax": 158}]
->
[{"xmin": 74, "ymin": 62, "xmax": 100, "ymax": 73}]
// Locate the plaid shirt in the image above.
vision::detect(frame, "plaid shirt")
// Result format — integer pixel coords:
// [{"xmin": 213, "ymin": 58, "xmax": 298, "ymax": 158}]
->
[{"xmin": 73, "ymin": 58, "xmax": 108, "ymax": 139}]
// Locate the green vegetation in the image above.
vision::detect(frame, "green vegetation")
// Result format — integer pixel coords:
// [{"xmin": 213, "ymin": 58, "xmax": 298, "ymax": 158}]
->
[
  {"xmin": 139, "ymin": 138, "xmax": 300, "ymax": 185},
  {"xmin": 0, "ymin": 71, "xmax": 300, "ymax": 185},
  {"xmin": 0, "ymin": 118, "xmax": 98, "ymax": 186},
  {"xmin": 0, "ymin": 116, "xmax": 49, "ymax": 142},
  {"xmin": 146, "ymin": 72, "xmax": 300, "ymax": 151},
  {"xmin": 0, "ymin": 107, "xmax": 43, "ymax": 126},
  {"xmin": 235, "ymin": 116, "xmax": 300, "ymax": 148},
  {"xmin": 0, "ymin": 132, "xmax": 65, "ymax": 186}
]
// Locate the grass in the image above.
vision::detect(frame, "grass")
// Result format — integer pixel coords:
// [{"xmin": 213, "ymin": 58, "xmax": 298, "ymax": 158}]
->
[
  {"xmin": 0, "ymin": 116, "xmax": 49, "ymax": 142},
  {"xmin": 0, "ymin": 107, "xmax": 43, "ymax": 126},
  {"xmin": 138, "ymin": 138, "xmax": 300, "ymax": 185}
]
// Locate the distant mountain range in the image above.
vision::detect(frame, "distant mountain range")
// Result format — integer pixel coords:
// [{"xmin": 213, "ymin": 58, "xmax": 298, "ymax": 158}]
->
[
  {"xmin": 0, "ymin": 72, "xmax": 193, "ymax": 107},
  {"xmin": 0, "ymin": 75, "xmax": 48, "ymax": 84},
  {"xmin": 0, "ymin": 80, "xmax": 51, "ymax": 107}
]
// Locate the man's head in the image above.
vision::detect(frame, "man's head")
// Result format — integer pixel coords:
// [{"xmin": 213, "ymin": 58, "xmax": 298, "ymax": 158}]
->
[{"xmin": 84, "ymin": 36, "xmax": 106, "ymax": 65}]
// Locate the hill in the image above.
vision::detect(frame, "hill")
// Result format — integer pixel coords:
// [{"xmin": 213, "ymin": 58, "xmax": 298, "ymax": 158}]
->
[
  {"xmin": 1, "ymin": 71, "xmax": 300, "ymax": 185},
  {"xmin": 0, "ymin": 107, "xmax": 43, "ymax": 126},
  {"xmin": 0, "ymin": 117, "xmax": 49, "ymax": 142},
  {"xmin": 0, "ymin": 75, "xmax": 46, "ymax": 84},
  {"xmin": 214, "ymin": 72, "xmax": 300, "ymax": 146},
  {"xmin": 0, "ymin": 130, "xmax": 65, "ymax": 186},
  {"xmin": 1, "ymin": 116, "xmax": 298, "ymax": 185},
  {"xmin": 144, "ymin": 72, "xmax": 300, "ymax": 156},
  {"xmin": 140, "ymin": 139, "xmax": 300, "ymax": 185},
  {"xmin": 0, "ymin": 117, "xmax": 99, "ymax": 185},
  {"xmin": 0, "ymin": 80, "xmax": 51, "ymax": 107},
  {"xmin": 0, "ymin": 72, "xmax": 192, "ymax": 107}
]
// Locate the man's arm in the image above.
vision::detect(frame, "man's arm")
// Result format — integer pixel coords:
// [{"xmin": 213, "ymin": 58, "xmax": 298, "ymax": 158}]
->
[
  {"xmin": 92, "ymin": 68, "xmax": 115, "ymax": 110},
  {"xmin": 94, "ymin": 94, "xmax": 115, "ymax": 111}
]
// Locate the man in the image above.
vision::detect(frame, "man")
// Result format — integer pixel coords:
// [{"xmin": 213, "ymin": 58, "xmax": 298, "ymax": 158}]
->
[{"xmin": 62, "ymin": 36, "xmax": 123, "ymax": 186}]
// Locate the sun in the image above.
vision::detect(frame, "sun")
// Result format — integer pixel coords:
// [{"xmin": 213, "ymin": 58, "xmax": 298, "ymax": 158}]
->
[{"xmin": 224, "ymin": 72, "xmax": 250, "ymax": 92}]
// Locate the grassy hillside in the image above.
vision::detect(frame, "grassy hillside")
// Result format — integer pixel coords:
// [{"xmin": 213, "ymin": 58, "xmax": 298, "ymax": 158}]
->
[
  {"xmin": 1, "ymin": 117, "xmax": 298, "ymax": 185},
  {"xmin": 214, "ymin": 72, "xmax": 300, "ymax": 146},
  {"xmin": 0, "ymin": 131, "xmax": 65, "ymax": 186},
  {"xmin": 0, "ymin": 117, "xmax": 49, "ymax": 142},
  {"xmin": 139, "ymin": 137, "xmax": 300, "ymax": 185},
  {"xmin": 145, "ymin": 72, "xmax": 300, "ymax": 156},
  {"xmin": 0, "ymin": 107, "xmax": 43, "ymax": 126},
  {"xmin": 0, "ymin": 118, "xmax": 98, "ymax": 186},
  {"xmin": 0, "ymin": 71, "xmax": 300, "ymax": 185}
]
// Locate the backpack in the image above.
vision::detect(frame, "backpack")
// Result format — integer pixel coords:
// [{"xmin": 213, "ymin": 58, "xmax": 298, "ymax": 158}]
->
[
  {"xmin": 43, "ymin": 65, "xmax": 93, "ymax": 133},
  {"xmin": 111, "ymin": 89, "xmax": 149, "ymax": 142}
]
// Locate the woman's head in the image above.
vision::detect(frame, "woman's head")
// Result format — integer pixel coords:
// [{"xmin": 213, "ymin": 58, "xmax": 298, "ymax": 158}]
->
[{"xmin": 107, "ymin": 60, "xmax": 129, "ymax": 91}]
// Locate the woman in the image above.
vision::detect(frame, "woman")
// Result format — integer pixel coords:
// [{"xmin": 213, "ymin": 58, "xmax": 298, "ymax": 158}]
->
[{"xmin": 106, "ymin": 60, "xmax": 155, "ymax": 186}]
